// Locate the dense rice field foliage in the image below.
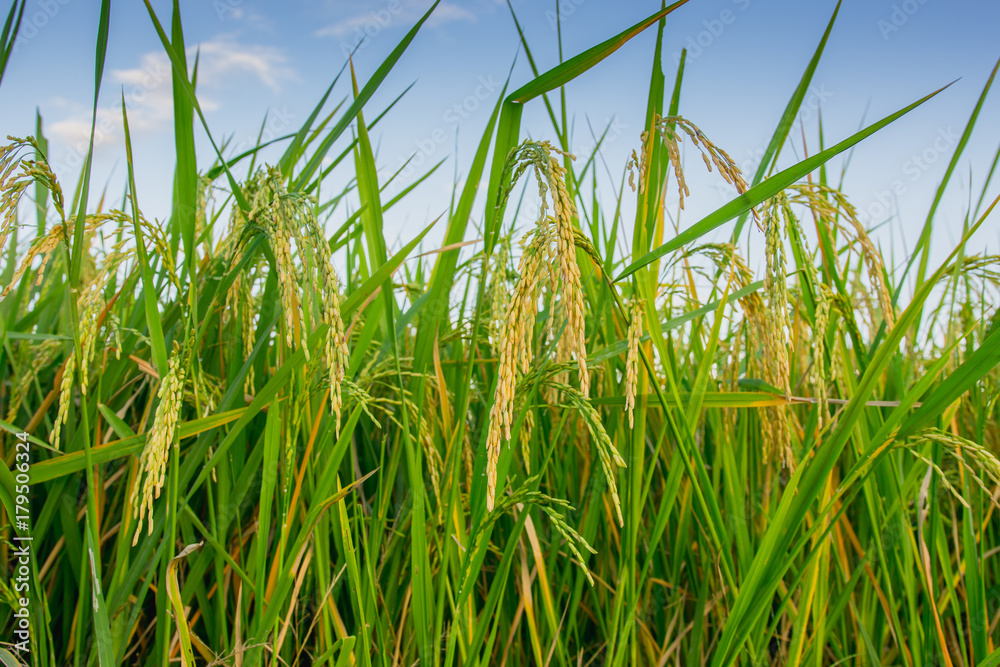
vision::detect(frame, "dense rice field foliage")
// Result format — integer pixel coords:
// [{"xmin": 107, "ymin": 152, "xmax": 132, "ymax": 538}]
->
[{"xmin": 1, "ymin": 1, "xmax": 1000, "ymax": 665}]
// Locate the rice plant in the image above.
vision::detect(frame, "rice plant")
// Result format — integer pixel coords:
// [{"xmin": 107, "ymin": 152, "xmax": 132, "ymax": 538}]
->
[{"xmin": 0, "ymin": 1, "xmax": 999, "ymax": 666}]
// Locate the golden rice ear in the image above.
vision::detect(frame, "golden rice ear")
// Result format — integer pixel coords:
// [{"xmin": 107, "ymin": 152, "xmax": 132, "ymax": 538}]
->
[
  {"xmin": 519, "ymin": 405, "xmax": 534, "ymax": 475},
  {"xmin": 233, "ymin": 167, "xmax": 351, "ymax": 431},
  {"xmin": 507, "ymin": 140, "xmax": 590, "ymax": 397},
  {"xmin": 303, "ymin": 204, "xmax": 350, "ymax": 433},
  {"xmin": 787, "ymin": 182, "xmax": 894, "ymax": 330},
  {"xmin": 759, "ymin": 194, "xmax": 793, "ymax": 466},
  {"xmin": 560, "ymin": 385, "xmax": 625, "ymax": 527},
  {"xmin": 643, "ymin": 115, "xmax": 750, "ymax": 213},
  {"xmin": 483, "ymin": 138, "xmax": 598, "ymax": 511},
  {"xmin": 50, "ymin": 352, "xmax": 76, "ymax": 449},
  {"xmin": 2, "ymin": 224, "xmax": 63, "ymax": 298},
  {"xmin": 131, "ymin": 345, "xmax": 187, "ymax": 546},
  {"xmin": 485, "ymin": 227, "xmax": 546, "ymax": 513},
  {"xmin": 1, "ymin": 137, "xmax": 69, "ymax": 256},
  {"xmin": 46, "ymin": 213, "xmax": 134, "ymax": 449},
  {"xmin": 625, "ymin": 297, "xmax": 644, "ymax": 430}
]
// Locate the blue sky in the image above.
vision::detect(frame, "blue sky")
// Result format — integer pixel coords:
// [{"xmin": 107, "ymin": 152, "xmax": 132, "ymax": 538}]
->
[{"xmin": 1, "ymin": 0, "xmax": 998, "ymax": 275}]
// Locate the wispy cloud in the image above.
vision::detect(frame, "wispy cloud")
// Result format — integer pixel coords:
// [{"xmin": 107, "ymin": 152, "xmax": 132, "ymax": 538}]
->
[
  {"xmin": 192, "ymin": 38, "xmax": 297, "ymax": 92},
  {"xmin": 47, "ymin": 37, "xmax": 297, "ymax": 155},
  {"xmin": 315, "ymin": 1, "xmax": 475, "ymax": 40}
]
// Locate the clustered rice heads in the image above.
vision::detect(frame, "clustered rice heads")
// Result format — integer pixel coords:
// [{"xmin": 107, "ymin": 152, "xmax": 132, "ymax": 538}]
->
[
  {"xmin": 76, "ymin": 215, "xmax": 133, "ymax": 390},
  {"xmin": 228, "ymin": 166, "xmax": 351, "ymax": 430},
  {"xmin": 1, "ymin": 138, "xmax": 146, "ymax": 447},
  {"xmin": 303, "ymin": 200, "xmax": 351, "ymax": 432},
  {"xmin": 787, "ymin": 183, "xmax": 895, "ymax": 330},
  {"xmin": 2, "ymin": 223, "xmax": 64, "ymax": 299},
  {"xmin": 250, "ymin": 168, "xmax": 304, "ymax": 353},
  {"xmin": 228, "ymin": 275, "xmax": 257, "ymax": 395},
  {"xmin": 761, "ymin": 193, "xmax": 794, "ymax": 467},
  {"xmin": 130, "ymin": 343, "xmax": 187, "ymax": 545},
  {"xmin": 485, "ymin": 140, "xmax": 596, "ymax": 512},
  {"xmin": 221, "ymin": 184, "xmax": 259, "ymax": 395},
  {"xmin": 47, "ymin": 212, "xmax": 160, "ymax": 447},
  {"xmin": 624, "ymin": 297, "xmax": 644, "ymax": 429},
  {"xmin": 1, "ymin": 138, "xmax": 68, "ymax": 299},
  {"xmin": 485, "ymin": 227, "xmax": 546, "ymax": 512},
  {"xmin": 1, "ymin": 137, "xmax": 66, "ymax": 245},
  {"xmin": 510, "ymin": 140, "xmax": 589, "ymax": 393}
]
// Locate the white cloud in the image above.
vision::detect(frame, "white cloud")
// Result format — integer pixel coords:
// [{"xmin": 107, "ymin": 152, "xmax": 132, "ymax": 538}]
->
[
  {"xmin": 427, "ymin": 3, "xmax": 477, "ymax": 27},
  {"xmin": 46, "ymin": 37, "xmax": 297, "ymax": 153},
  {"xmin": 191, "ymin": 38, "xmax": 298, "ymax": 93},
  {"xmin": 315, "ymin": 1, "xmax": 475, "ymax": 40}
]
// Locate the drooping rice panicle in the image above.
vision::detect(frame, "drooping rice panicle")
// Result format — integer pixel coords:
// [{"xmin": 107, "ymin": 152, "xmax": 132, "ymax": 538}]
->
[
  {"xmin": 250, "ymin": 168, "xmax": 304, "ymax": 354},
  {"xmin": 628, "ymin": 115, "xmax": 751, "ymax": 218},
  {"xmin": 501, "ymin": 141, "xmax": 589, "ymax": 393},
  {"xmin": 561, "ymin": 385, "xmax": 626, "ymax": 527},
  {"xmin": 228, "ymin": 166, "xmax": 350, "ymax": 427},
  {"xmin": 302, "ymin": 207, "xmax": 351, "ymax": 432},
  {"xmin": 485, "ymin": 226, "xmax": 546, "ymax": 512},
  {"xmin": 130, "ymin": 344, "xmax": 187, "ymax": 545},
  {"xmin": 519, "ymin": 404, "xmax": 534, "ymax": 476},
  {"xmin": 2, "ymin": 223, "xmax": 64, "ymax": 298},
  {"xmin": 787, "ymin": 182, "xmax": 895, "ymax": 329},
  {"xmin": 761, "ymin": 193, "xmax": 794, "ymax": 467},
  {"xmin": 625, "ymin": 297, "xmax": 643, "ymax": 429}
]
